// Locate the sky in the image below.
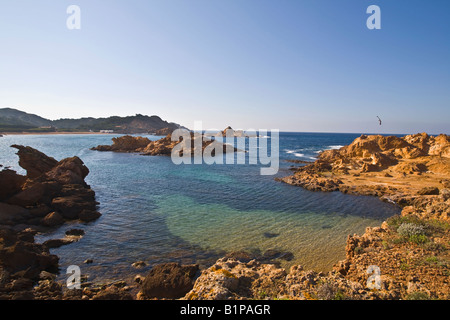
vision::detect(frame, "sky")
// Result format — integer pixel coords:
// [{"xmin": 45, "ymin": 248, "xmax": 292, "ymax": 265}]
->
[{"xmin": 0, "ymin": 0, "xmax": 449, "ymax": 134}]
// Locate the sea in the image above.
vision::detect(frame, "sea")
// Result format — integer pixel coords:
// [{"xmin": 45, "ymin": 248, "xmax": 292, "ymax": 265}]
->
[{"xmin": 0, "ymin": 132, "xmax": 401, "ymax": 284}]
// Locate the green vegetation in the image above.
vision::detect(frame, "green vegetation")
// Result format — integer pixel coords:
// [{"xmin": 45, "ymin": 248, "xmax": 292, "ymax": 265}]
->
[
  {"xmin": 399, "ymin": 259, "xmax": 410, "ymax": 271},
  {"xmin": 419, "ymin": 255, "xmax": 449, "ymax": 268},
  {"xmin": 394, "ymin": 222, "xmax": 429, "ymax": 244},
  {"xmin": 386, "ymin": 215, "xmax": 450, "ymax": 246},
  {"xmin": 0, "ymin": 125, "xmax": 56, "ymax": 133},
  {"xmin": 0, "ymin": 108, "xmax": 180, "ymax": 133},
  {"xmin": 387, "ymin": 215, "xmax": 450, "ymax": 234}
]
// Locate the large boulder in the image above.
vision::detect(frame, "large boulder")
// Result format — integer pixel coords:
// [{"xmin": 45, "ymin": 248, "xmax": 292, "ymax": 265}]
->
[
  {"xmin": 140, "ymin": 263, "xmax": 199, "ymax": 299},
  {"xmin": 45, "ymin": 157, "xmax": 89, "ymax": 186},
  {"xmin": 40, "ymin": 212, "xmax": 64, "ymax": 227},
  {"xmin": 51, "ymin": 195, "xmax": 97, "ymax": 220},
  {"xmin": 11, "ymin": 145, "xmax": 58, "ymax": 179}
]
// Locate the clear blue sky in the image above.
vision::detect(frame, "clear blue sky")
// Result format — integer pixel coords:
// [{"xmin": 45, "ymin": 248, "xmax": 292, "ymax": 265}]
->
[{"xmin": 0, "ymin": 0, "xmax": 449, "ymax": 134}]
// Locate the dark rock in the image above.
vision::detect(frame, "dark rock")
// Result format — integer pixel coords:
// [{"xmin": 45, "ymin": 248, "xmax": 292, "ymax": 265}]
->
[
  {"xmin": 0, "ymin": 203, "xmax": 31, "ymax": 225},
  {"xmin": 78, "ymin": 210, "xmax": 101, "ymax": 222},
  {"xmin": 417, "ymin": 186, "xmax": 439, "ymax": 195},
  {"xmin": 0, "ymin": 169, "xmax": 26, "ymax": 201},
  {"xmin": 262, "ymin": 249, "xmax": 294, "ymax": 262},
  {"xmin": 224, "ymin": 251, "xmax": 254, "ymax": 263},
  {"xmin": 41, "ymin": 212, "xmax": 64, "ymax": 227},
  {"xmin": 91, "ymin": 135, "xmax": 151, "ymax": 153},
  {"xmin": 11, "ymin": 278, "xmax": 34, "ymax": 291},
  {"xmin": 39, "ymin": 271, "xmax": 56, "ymax": 281},
  {"xmin": 0, "ymin": 232, "xmax": 59, "ymax": 276},
  {"xmin": 140, "ymin": 263, "xmax": 199, "ymax": 299},
  {"xmin": 45, "ymin": 157, "xmax": 89, "ymax": 186},
  {"xmin": 263, "ymin": 232, "xmax": 279, "ymax": 238},
  {"xmin": 28, "ymin": 204, "xmax": 52, "ymax": 218},
  {"xmin": 11, "ymin": 145, "xmax": 58, "ymax": 179},
  {"xmin": 43, "ymin": 238, "xmax": 77, "ymax": 249},
  {"xmin": 65, "ymin": 229, "xmax": 85, "ymax": 237},
  {"xmin": 6, "ymin": 182, "xmax": 46, "ymax": 207},
  {"xmin": 51, "ymin": 196, "xmax": 96, "ymax": 220},
  {"xmin": 91, "ymin": 285, "xmax": 133, "ymax": 300}
]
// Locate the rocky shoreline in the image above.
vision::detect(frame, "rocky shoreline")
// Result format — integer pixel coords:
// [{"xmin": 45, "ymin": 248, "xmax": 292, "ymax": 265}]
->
[
  {"xmin": 1, "ymin": 133, "xmax": 449, "ymax": 300},
  {"xmin": 0, "ymin": 145, "xmax": 102, "ymax": 300}
]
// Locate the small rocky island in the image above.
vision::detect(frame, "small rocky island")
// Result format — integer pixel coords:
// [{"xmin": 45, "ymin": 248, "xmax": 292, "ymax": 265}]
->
[{"xmin": 91, "ymin": 127, "xmax": 241, "ymax": 156}]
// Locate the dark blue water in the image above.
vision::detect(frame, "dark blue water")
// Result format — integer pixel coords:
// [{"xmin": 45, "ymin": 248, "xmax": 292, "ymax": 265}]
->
[{"xmin": 0, "ymin": 132, "xmax": 400, "ymax": 283}]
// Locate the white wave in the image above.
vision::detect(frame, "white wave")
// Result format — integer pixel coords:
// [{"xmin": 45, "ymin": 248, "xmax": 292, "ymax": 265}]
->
[
  {"xmin": 328, "ymin": 145, "xmax": 344, "ymax": 150},
  {"xmin": 285, "ymin": 149, "xmax": 303, "ymax": 154},
  {"xmin": 293, "ymin": 153, "xmax": 305, "ymax": 158}
]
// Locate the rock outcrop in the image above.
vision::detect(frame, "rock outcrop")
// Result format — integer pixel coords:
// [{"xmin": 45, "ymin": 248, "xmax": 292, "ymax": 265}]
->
[
  {"xmin": 91, "ymin": 136, "xmax": 151, "ymax": 152},
  {"xmin": 182, "ymin": 256, "xmax": 388, "ymax": 300},
  {"xmin": 138, "ymin": 263, "xmax": 199, "ymax": 299},
  {"xmin": 0, "ymin": 145, "xmax": 101, "ymax": 227},
  {"xmin": 0, "ymin": 146, "xmax": 104, "ymax": 300},
  {"xmin": 270, "ymin": 132, "xmax": 450, "ymax": 300},
  {"xmin": 11, "ymin": 145, "xmax": 58, "ymax": 179},
  {"xmin": 0, "ymin": 228, "xmax": 59, "ymax": 300},
  {"xmin": 279, "ymin": 133, "xmax": 450, "ymax": 205},
  {"xmin": 91, "ymin": 128, "xmax": 241, "ymax": 156},
  {"xmin": 154, "ymin": 127, "xmax": 174, "ymax": 136}
]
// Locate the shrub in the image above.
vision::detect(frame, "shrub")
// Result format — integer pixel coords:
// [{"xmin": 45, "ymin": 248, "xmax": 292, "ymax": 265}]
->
[
  {"xmin": 409, "ymin": 234, "xmax": 428, "ymax": 245},
  {"xmin": 397, "ymin": 222, "xmax": 429, "ymax": 244},
  {"xmin": 397, "ymin": 223, "xmax": 426, "ymax": 238},
  {"xmin": 386, "ymin": 215, "xmax": 422, "ymax": 230}
]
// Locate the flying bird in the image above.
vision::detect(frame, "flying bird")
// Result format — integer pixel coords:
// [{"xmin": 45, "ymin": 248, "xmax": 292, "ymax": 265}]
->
[{"xmin": 377, "ymin": 116, "xmax": 382, "ymax": 125}]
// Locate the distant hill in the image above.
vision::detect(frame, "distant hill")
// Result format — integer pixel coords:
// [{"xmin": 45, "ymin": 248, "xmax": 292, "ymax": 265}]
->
[
  {"xmin": 0, "ymin": 108, "xmax": 181, "ymax": 134},
  {"xmin": 0, "ymin": 108, "xmax": 52, "ymax": 130}
]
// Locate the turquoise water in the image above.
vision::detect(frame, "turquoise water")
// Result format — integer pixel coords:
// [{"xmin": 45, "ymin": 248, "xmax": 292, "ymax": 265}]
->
[{"xmin": 0, "ymin": 133, "xmax": 400, "ymax": 283}]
